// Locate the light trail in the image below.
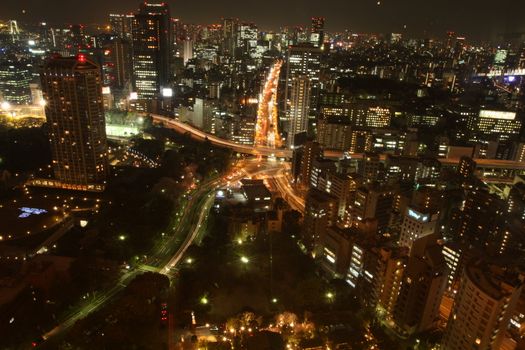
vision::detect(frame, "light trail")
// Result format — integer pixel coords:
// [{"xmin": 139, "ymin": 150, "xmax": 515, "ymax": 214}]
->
[
  {"xmin": 255, "ymin": 60, "xmax": 283, "ymax": 148},
  {"xmin": 151, "ymin": 115, "xmax": 525, "ymax": 171}
]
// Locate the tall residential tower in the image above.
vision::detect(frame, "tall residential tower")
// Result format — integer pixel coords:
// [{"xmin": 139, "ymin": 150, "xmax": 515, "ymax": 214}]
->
[{"xmin": 40, "ymin": 55, "xmax": 108, "ymax": 191}]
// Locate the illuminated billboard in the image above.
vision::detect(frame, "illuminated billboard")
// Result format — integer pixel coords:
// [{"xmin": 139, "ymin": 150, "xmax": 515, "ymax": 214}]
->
[
  {"xmin": 479, "ymin": 110, "xmax": 516, "ymax": 120},
  {"xmin": 407, "ymin": 208, "xmax": 429, "ymax": 222}
]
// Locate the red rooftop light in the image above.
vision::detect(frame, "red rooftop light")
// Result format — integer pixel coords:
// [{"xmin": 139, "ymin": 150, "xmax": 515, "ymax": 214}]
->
[{"xmin": 77, "ymin": 54, "xmax": 87, "ymax": 63}]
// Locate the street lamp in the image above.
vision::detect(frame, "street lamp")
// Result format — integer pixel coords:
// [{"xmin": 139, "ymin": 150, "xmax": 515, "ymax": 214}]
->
[
  {"xmin": 240, "ymin": 256, "xmax": 249, "ymax": 264},
  {"xmin": 1, "ymin": 101, "xmax": 10, "ymax": 111},
  {"xmin": 118, "ymin": 235, "xmax": 126, "ymax": 241}
]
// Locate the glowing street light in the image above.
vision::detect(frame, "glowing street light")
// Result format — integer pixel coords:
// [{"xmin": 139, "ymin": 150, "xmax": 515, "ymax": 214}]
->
[
  {"xmin": 240, "ymin": 256, "xmax": 249, "ymax": 264},
  {"xmin": 200, "ymin": 296, "xmax": 209, "ymax": 305},
  {"xmin": 1, "ymin": 101, "xmax": 11, "ymax": 111},
  {"xmin": 118, "ymin": 235, "xmax": 126, "ymax": 241}
]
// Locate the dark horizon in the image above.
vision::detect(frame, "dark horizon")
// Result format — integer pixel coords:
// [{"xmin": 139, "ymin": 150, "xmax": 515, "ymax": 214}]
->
[{"xmin": 1, "ymin": 0, "xmax": 524, "ymax": 41}]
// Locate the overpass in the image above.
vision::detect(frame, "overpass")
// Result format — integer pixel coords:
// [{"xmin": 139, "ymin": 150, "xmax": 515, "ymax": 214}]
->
[
  {"xmin": 151, "ymin": 114, "xmax": 525, "ymax": 177},
  {"xmin": 152, "ymin": 114, "xmax": 293, "ymax": 158}
]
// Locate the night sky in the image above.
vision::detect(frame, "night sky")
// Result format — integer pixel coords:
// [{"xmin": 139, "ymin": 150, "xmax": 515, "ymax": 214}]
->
[{"xmin": 1, "ymin": 0, "xmax": 524, "ymax": 40}]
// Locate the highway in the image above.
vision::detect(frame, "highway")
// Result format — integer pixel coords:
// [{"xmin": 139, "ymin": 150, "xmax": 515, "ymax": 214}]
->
[
  {"xmin": 255, "ymin": 60, "xmax": 282, "ymax": 148},
  {"xmin": 152, "ymin": 114, "xmax": 293, "ymax": 158},
  {"xmin": 41, "ymin": 159, "xmax": 287, "ymax": 341},
  {"xmin": 151, "ymin": 114, "xmax": 525, "ymax": 174},
  {"xmin": 264, "ymin": 164, "xmax": 305, "ymax": 213}
]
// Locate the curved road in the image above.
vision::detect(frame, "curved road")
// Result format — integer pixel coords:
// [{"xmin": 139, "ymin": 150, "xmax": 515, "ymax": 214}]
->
[{"xmin": 42, "ymin": 159, "xmax": 286, "ymax": 341}]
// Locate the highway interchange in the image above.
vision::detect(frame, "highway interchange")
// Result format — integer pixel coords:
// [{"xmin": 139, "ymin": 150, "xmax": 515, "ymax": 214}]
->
[{"xmin": 42, "ymin": 158, "xmax": 294, "ymax": 341}]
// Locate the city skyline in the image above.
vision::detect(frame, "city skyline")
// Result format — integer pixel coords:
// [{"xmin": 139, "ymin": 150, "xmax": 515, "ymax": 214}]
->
[
  {"xmin": 2, "ymin": 1, "xmax": 525, "ymax": 348},
  {"xmin": 0, "ymin": 0, "xmax": 524, "ymax": 40}
]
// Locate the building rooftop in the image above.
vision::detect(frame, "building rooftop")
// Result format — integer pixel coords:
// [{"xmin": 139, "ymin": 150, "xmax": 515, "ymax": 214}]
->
[
  {"xmin": 241, "ymin": 181, "xmax": 272, "ymax": 203},
  {"xmin": 466, "ymin": 260, "xmax": 523, "ymax": 301}
]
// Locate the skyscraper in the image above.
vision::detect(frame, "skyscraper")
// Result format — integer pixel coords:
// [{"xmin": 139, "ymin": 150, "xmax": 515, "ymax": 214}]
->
[
  {"xmin": 310, "ymin": 17, "xmax": 325, "ymax": 47},
  {"xmin": 131, "ymin": 2, "xmax": 172, "ymax": 112},
  {"xmin": 109, "ymin": 13, "xmax": 134, "ymax": 40},
  {"xmin": 284, "ymin": 45, "xmax": 321, "ymax": 131},
  {"xmin": 108, "ymin": 38, "xmax": 132, "ymax": 89},
  {"xmin": 183, "ymin": 39, "xmax": 193, "ymax": 65},
  {"xmin": 287, "ymin": 75, "xmax": 311, "ymax": 148},
  {"xmin": 237, "ymin": 23, "xmax": 258, "ymax": 56},
  {"xmin": 40, "ymin": 55, "xmax": 108, "ymax": 191},
  {"xmin": 0, "ymin": 60, "xmax": 32, "ymax": 105},
  {"xmin": 222, "ymin": 18, "xmax": 238, "ymax": 57}
]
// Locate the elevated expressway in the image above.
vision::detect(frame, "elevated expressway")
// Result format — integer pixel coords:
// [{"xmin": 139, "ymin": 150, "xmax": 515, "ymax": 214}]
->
[{"xmin": 151, "ymin": 114, "xmax": 525, "ymax": 180}]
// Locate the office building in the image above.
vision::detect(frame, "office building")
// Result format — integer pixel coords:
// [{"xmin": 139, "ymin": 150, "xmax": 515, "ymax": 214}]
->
[
  {"xmin": 393, "ymin": 237, "xmax": 448, "ymax": 335},
  {"xmin": 228, "ymin": 115, "xmax": 256, "ymax": 145},
  {"xmin": 371, "ymin": 248, "xmax": 406, "ymax": 316},
  {"xmin": 350, "ymin": 105, "xmax": 391, "ymax": 128},
  {"xmin": 359, "ymin": 152, "xmax": 383, "ymax": 183},
  {"xmin": 316, "ymin": 119, "xmax": 352, "ymax": 151},
  {"xmin": 0, "ymin": 60, "xmax": 32, "ymax": 105},
  {"xmin": 237, "ymin": 23, "xmax": 258, "ymax": 56},
  {"xmin": 309, "ymin": 158, "xmax": 336, "ymax": 190},
  {"xmin": 451, "ymin": 185, "xmax": 506, "ymax": 246},
  {"xmin": 303, "ymin": 189, "xmax": 338, "ymax": 254},
  {"xmin": 299, "ymin": 141, "xmax": 323, "ymax": 188},
  {"xmin": 183, "ymin": 39, "xmax": 193, "ymax": 64},
  {"xmin": 319, "ymin": 226, "xmax": 353, "ymax": 277},
  {"xmin": 107, "ymin": 38, "xmax": 132, "ymax": 89},
  {"xmin": 350, "ymin": 129, "xmax": 373, "ymax": 153},
  {"xmin": 40, "ymin": 55, "xmax": 108, "ymax": 191},
  {"xmin": 287, "ymin": 75, "xmax": 311, "ymax": 148},
  {"xmin": 284, "ymin": 45, "xmax": 321, "ymax": 127},
  {"xmin": 222, "ymin": 18, "xmax": 238, "ymax": 57},
  {"xmin": 109, "ymin": 13, "xmax": 134, "ymax": 40},
  {"xmin": 316, "ymin": 171, "xmax": 360, "ymax": 219},
  {"xmin": 467, "ymin": 109, "xmax": 522, "ymax": 141},
  {"xmin": 351, "ymin": 184, "xmax": 394, "ymax": 234},
  {"xmin": 310, "ymin": 17, "xmax": 325, "ymax": 47},
  {"xmin": 131, "ymin": 2, "xmax": 172, "ymax": 112},
  {"xmin": 442, "ymin": 260, "xmax": 523, "ymax": 350},
  {"xmin": 399, "ymin": 206, "xmax": 440, "ymax": 251}
]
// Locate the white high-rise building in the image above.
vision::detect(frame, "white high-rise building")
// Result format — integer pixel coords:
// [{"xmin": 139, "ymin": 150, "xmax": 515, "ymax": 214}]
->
[
  {"xmin": 287, "ymin": 75, "xmax": 310, "ymax": 148},
  {"xmin": 442, "ymin": 260, "xmax": 523, "ymax": 350},
  {"xmin": 183, "ymin": 39, "xmax": 193, "ymax": 65}
]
